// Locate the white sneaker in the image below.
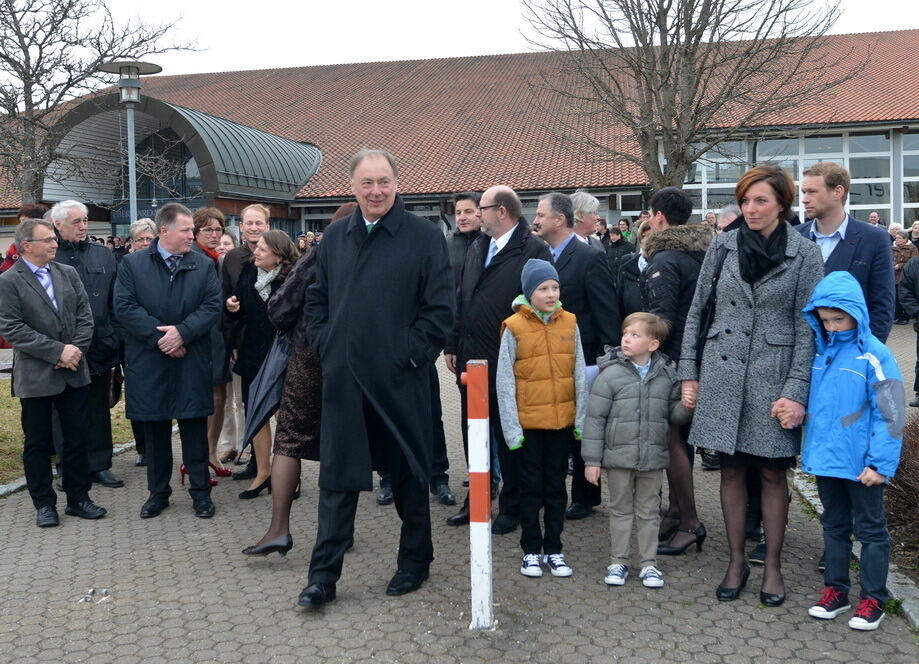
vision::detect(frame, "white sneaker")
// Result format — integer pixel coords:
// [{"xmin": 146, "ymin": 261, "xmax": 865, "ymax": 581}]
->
[
  {"xmin": 604, "ymin": 564, "xmax": 629, "ymax": 586},
  {"xmin": 520, "ymin": 554, "xmax": 543, "ymax": 577},
  {"xmin": 543, "ymin": 553, "xmax": 573, "ymax": 577},
  {"xmin": 639, "ymin": 565, "xmax": 664, "ymax": 588}
]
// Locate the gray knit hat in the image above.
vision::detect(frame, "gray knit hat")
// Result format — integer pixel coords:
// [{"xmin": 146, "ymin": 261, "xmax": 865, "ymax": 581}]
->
[{"xmin": 521, "ymin": 258, "xmax": 559, "ymax": 300}]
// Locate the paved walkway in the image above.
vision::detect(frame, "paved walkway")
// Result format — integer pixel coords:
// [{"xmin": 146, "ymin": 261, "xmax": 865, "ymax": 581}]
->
[{"xmin": 2, "ymin": 329, "xmax": 919, "ymax": 663}]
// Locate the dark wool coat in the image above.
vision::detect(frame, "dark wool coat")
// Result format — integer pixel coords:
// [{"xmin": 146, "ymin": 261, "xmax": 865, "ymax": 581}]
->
[
  {"xmin": 555, "ymin": 235, "xmax": 620, "ymax": 365},
  {"xmin": 447, "ymin": 229, "xmax": 480, "ymax": 291},
  {"xmin": 226, "ymin": 260, "xmax": 281, "ymax": 380},
  {"xmin": 114, "ymin": 239, "xmax": 222, "ymax": 421},
  {"xmin": 616, "ymin": 252, "xmax": 645, "ymax": 319},
  {"xmin": 604, "ymin": 236, "xmax": 635, "ymax": 274},
  {"xmin": 445, "ymin": 218, "xmax": 552, "ymax": 387},
  {"xmin": 640, "ymin": 224, "xmax": 714, "ymax": 361},
  {"xmin": 677, "ymin": 226, "xmax": 824, "ymax": 458},
  {"xmin": 268, "ymin": 247, "xmax": 318, "ymax": 349},
  {"xmin": 53, "ymin": 236, "xmax": 120, "ymax": 375},
  {"xmin": 305, "ymin": 197, "xmax": 454, "ymax": 491}
]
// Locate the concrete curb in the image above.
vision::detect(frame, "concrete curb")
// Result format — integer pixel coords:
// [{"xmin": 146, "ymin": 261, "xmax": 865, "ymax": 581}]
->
[
  {"xmin": 793, "ymin": 469, "xmax": 919, "ymax": 630},
  {"xmin": 0, "ymin": 440, "xmax": 138, "ymax": 498}
]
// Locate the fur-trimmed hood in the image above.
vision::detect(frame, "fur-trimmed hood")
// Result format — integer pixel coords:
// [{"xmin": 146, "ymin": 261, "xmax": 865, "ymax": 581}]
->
[{"xmin": 643, "ymin": 224, "xmax": 714, "ymax": 260}]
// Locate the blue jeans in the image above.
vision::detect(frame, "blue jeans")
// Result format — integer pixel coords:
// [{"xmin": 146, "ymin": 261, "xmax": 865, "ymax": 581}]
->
[{"xmin": 816, "ymin": 476, "xmax": 890, "ymax": 602}]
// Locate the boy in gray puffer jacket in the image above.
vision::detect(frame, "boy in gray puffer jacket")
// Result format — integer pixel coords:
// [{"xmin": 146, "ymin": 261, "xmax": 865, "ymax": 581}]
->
[{"xmin": 582, "ymin": 312, "xmax": 691, "ymax": 589}]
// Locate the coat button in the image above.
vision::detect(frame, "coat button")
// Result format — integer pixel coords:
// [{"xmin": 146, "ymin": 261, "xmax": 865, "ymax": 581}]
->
[
  {"xmin": 721, "ymin": 355, "xmax": 728, "ymax": 361},
  {"xmin": 725, "ymin": 329, "xmax": 732, "ymax": 334},
  {"xmin": 740, "ymin": 358, "xmax": 746, "ymax": 364},
  {"xmin": 730, "ymin": 300, "xmax": 737, "ymax": 306}
]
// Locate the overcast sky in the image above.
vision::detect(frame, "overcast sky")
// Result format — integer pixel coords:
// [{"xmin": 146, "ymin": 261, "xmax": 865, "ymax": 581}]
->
[{"xmin": 112, "ymin": 0, "xmax": 917, "ymax": 76}]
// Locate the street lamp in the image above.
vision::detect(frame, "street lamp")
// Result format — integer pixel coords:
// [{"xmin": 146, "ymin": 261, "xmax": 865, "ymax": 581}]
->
[{"xmin": 96, "ymin": 60, "xmax": 162, "ymax": 229}]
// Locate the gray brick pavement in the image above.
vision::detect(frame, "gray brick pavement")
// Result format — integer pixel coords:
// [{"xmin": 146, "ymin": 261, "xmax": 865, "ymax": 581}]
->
[{"xmin": 2, "ymin": 337, "xmax": 919, "ymax": 663}]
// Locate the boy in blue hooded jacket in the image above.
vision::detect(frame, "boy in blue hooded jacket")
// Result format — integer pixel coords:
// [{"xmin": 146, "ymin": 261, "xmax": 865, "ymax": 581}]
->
[{"xmin": 798, "ymin": 271, "xmax": 905, "ymax": 631}]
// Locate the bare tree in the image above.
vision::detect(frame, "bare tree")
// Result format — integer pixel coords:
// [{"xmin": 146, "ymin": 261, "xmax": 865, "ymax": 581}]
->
[
  {"xmin": 523, "ymin": 0, "xmax": 870, "ymax": 189},
  {"xmin": 0, "ymin": 0, "xmax": 189, "ymax": 204}
]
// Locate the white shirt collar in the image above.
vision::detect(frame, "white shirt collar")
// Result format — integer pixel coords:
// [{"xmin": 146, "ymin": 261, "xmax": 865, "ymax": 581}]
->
[
  {"xmin": 490, "ymin": 224, "xmax": 516, "ymax": 253},
  {"xmin": 812, "ymin": 214, "xmax": 849, "ymax": 240}
]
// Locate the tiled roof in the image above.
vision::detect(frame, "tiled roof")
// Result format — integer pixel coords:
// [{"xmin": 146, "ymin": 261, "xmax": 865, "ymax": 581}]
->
[{"xmin": 6, "ymin": 29, "xmax": 919, "ymax": 207}]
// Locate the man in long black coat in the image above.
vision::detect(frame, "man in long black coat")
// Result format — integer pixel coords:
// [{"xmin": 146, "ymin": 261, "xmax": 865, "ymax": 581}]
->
[
  {"xmin": 299, "ymin": 150, "xmax": 454, "ymax": 607},
  {"xmin": 443, "ymin": 185, "xmax": 552, "ymax": 532}
]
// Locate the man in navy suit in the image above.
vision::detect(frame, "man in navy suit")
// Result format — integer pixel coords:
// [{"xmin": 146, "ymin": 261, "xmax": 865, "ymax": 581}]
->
[{"xmin": 797, "ymin": 162, "xmax": 895, "ymax": 342}]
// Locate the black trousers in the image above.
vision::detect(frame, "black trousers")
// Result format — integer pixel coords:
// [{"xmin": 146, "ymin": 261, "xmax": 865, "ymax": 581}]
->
[
  {"xmin": 517, "ymin": 428, "xmax": 570, "ymax": 555},
  {"xmin": 21, "ymin": 385, "xmax": 91, "ymax": 509},
  {"xmin": 142, "ymin": 417, "xmax": 210, "ymax": 500},
  {"xmin": 308, "ymin": 397, "xmax": 433, "ymax": 586},
  {"xmin": 458, "ymin": 381, "xmax": 519, "ymax": 517},
  {"xmin": 53, "ymin": 370, "xmax": 114, "ymax": 473},
  {"xmin": 913, "ymin": 328, "xmax": 919, "ymax": 394},
  {"xmin": 381, "ymin": 364, "xmax": 449, "ymax": 489},
  {"xmin": 131, "ymin": 419, "xmax": 147, "ymax": 456},
  {"xmin": 570, "ymin": 438, "xmax": 602, "ymax": 508}
]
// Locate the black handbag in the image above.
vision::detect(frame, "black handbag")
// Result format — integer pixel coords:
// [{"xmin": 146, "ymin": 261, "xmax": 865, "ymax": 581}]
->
[{"xmin": 694, "ymin": 246, "xmax": 728, "ymax": 372}]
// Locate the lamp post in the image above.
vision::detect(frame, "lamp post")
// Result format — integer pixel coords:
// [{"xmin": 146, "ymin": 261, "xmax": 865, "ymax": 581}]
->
[{"xmin": 96, "ymin": 60, "xmax": 162, "ymax": 229}]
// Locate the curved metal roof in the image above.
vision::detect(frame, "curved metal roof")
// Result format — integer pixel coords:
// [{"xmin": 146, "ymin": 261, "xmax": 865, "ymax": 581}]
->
[{"xmin": 43, "ymin": 93, "xmax": 322, "ymax": 203}]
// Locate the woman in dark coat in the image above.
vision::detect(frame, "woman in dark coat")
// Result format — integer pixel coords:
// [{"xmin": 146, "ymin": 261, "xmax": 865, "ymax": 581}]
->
[
  {"xmin": 242, "ymin": 204, "xmax": 355, "ymax": 557},
  {"xmin": 678, "ymin": 165, "xmax": 823, "ymax": 606},
  {"xmin": 192, "ymin": 207, "xmax": 232, "ymax": 477},
  {"xmin": 225, "ymin": 230, "xmax": 298, "ymax": 498}
]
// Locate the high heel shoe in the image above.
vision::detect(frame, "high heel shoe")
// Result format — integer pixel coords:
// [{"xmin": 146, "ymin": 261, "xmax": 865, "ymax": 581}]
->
[
  {"xmin": 238, "ymin": 477, "xmax": 271, "ymax": 499},
  {"xmin": 242, "ymin": 533, "xmax": 293, "ymax": 557},
  {"xmin": 658, "ymin": 514, "xmax": 681, "ymax": 542},
  {"xmin": 209, "ymin": 461, "xmax": 232, "ymax": 477},
  {"xmin": 180, "ymin": 464, "xmax": 218, "ymax": 487},
  {"xmin": 716, "ymin": 564, "xmax": 751, "ymax": 601},
  {"xmin": 657, "ymin": 523, "xmax": 707, "ymax": 555}
]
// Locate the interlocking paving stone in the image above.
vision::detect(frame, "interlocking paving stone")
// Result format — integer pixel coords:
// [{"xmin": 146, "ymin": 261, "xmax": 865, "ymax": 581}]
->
[{"xmin": 2, "ymin": 333, "xmax": 919, "ymax": 662}]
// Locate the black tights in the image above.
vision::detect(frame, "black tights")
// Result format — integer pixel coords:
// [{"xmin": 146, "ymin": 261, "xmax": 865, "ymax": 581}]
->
[
  {"xmin": 662, "ymin": 427, "xmax": 700, "ymax": 548},
  {"xmin": 720, "ymin": 465, "xmax": 788, "ymax": 594},
  {"xmin": 253, "ymin": 454, "xmax": 301, "ymax": 546}
]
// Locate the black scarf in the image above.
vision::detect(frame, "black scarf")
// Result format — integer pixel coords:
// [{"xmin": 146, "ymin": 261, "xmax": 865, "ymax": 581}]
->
[{"xmin": 736, "ymin": 219, "xmax": 787, "ymax": 284}]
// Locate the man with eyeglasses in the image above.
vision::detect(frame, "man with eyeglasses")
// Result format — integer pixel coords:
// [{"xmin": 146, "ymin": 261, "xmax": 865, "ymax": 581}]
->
[
  {"xmin": 50, "ymin": 200, "xmax": 124, "ymax": 489},
  {"xmin": 0, "ymin": 218, "xmax": 107, "ymax": 527}
]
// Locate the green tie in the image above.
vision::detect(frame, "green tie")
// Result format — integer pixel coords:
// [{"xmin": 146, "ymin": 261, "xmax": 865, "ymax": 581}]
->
[{"xmin": 366, "ymin": 222, "xmax": 377, "ymax": 234}]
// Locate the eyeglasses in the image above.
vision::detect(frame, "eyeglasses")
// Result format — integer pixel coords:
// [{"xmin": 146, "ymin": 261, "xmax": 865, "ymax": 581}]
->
[
  {"xmin": 478, "ymin": 204, "xmax": 500, "ymax": 211},
  {"xmin": 26, "ymin": 236, "xmax": 58, "ymax": 244}
]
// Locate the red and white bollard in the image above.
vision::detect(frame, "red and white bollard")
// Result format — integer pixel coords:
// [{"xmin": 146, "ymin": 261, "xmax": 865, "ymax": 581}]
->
[{"xmin": 462, "ymin": 360, "xmax": 493, "ymax": 630}]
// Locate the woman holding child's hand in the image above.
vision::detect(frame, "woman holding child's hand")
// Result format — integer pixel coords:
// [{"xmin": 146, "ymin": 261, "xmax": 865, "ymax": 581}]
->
[{"xmin": 676, "ymin": 165, "xmax": 824, "ymax": 608}]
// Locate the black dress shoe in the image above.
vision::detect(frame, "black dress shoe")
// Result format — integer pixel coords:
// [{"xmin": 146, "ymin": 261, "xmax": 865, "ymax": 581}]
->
[
  {"xmin": 716, "ymin": 564, "xmax": 751, "ymax": 601},
  {"xmin": 90, "ymin": 470, "xmax": 124, "ymax": 488},
  {"xmin": 243, "ymin": 534, "xmax": 293, "ymax": 557},
  {"xmin": 749, "ymin": 535, "xmax": 767, "ymax": 565},
  {"xmin": 135, "ymin": 454, "xmax": 147, "ymax": 467},
  {"xmin": 491, "ymin": 513, "xmax": 519, "ymax": 534},
  {"xmin": 36, "ymin": 506, "xmax": 60, "ymax": 528},
  {"xmin": 65, "ymin": 500, "xmax": 107, "ymax": 519},
  {"xmin": 446, "ymin": 506, "xmax": 470, "ymax": 526},
  {"xmin": 376, "ymin": 484, "xmax": 393, "ymax": 505},
  {"xmin": 385, "ymin": 568, "xmax": 429, "ymax": 596},
  {"xmin": 140, "ymin": 497, "xmax": 169, "ymax": 518},
  {"xmin": 431, "ymin": 482, "xmax": 456, "ymax": 506},
  {"xmin": 298, "ymin": 583, "xmax": 336, "ymax": 607},
  {"xmin": 565, "ymin": 503, "xmax": 593, "ymax": 520},
  {"xmin": 760, "ymin": 590, "xmax": 786, "ymax": 607},
  {"xmin": 193, "ymin": 498, "xmax": 215, "ymax": 518},
  {"xmin": 232, "ymin": 463, "xmax": 257, "ymax": 480},
  {"xmin": 658, "ymin": 524, "xmax": 707, "ymax": 555}
]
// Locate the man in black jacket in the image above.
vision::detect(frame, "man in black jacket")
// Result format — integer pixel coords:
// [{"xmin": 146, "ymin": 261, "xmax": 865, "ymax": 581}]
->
[
  {"xmin": 444, "ymin": 185, "xmax": 552, "ymax": 532},
  {"xmin": 640, "ymin": 187, "xmax": 712, "ymax": 555},
  {"xmin": 604, "ymin": 227, "xmax": 635, "ymax": 274},
  {"xmin": 535, "ymin": 192, "xmax": 619, "ymax": 520},
  {"xmin": 447, "ymin": 192, "xmax": 481, "ymax": 287},
  {"xmin": 51, "ymin": 200, "xmax": 123, "ymax": 488}
]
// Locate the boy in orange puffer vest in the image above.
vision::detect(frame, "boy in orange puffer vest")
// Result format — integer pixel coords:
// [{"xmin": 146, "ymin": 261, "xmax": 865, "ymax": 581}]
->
[{"xmin": 497, "ymin": 258, "xmax": 587, "ymax": 579}]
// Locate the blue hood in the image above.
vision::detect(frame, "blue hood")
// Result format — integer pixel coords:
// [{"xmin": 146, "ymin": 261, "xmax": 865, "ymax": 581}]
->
[{"xmin": 802, "ymin": 271, "xmax": 872, "ymax": 353}]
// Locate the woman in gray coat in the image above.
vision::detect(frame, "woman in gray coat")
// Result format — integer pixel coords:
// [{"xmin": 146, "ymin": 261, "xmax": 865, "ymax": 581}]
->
[{"xmin": 678, "ymin": 165, "xmax": 823, "ymax": 607}]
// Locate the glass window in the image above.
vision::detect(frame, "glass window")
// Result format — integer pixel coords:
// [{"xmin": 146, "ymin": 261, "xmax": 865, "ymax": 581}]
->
[
  {"xmin": 687, "ymin": 190, "xmax": 703, "ymax": 209},
  {"xmin": 708, "ymin": 161, "xmax": 744, "ymax": 183},
  {"xmin": 903, "ymin": 132, "xmax": 919, "ymax": 151},
  {"xmin": 803, "ymin": 157, "xmax": 844, "ymax": 170},
  {"xmin": 904, "ymin": 183, "xmax": 919, "ymax": 204},
  {"xmin": 756, "ymin": 138, "xmax": 797, "ymax": 158},
  {"xmin": 849, "ymin": 183, "xmax": 890, "ymax": 205},
  {"xmin": 684, "ymin": 163, "xmax": 703, "ymax": 185},
  {"xmin": 620, "ymin": 193, "xmax": 644, "ymax": 211},
  {"xmin": 849, "ymin": 132, "xmax": 889, "ymax": 153},
  {"xmin": 903, "ymin": 208, "xmax": 919, "ymax": 223},
  {"xmin": 804, "ymin": 135, "xmax": 843, "ymax": 154},
  {"xmin": 904, "ymin": 155, "xmax": 919, "ymax": 178},
  {"xmin": 849, "ymin": 157, "xmax": 890, "ymax": 179},
  {"xmin": 706, "ymin": 188, "xmax": 737, "ymax": 208},
  {"xmin": 710, "ymin": 141, "xmax": 745, "ymax": 159},
  {"xmin": 760, "ymin": 159, "xmax": 799, "ymax": 179}
]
